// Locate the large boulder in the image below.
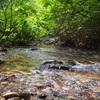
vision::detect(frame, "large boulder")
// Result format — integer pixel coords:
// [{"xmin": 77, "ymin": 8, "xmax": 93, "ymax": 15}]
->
[{"xmin": 40, "ymin": 60, "xmax": 73, "ymax": 71}]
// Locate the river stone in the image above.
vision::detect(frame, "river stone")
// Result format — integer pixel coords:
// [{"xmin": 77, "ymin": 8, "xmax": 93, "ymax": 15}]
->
[
  {"xmin": 41, "ymin": 60, "xmax": 72, "ymax": 71},
  {"xmin": 0, "ymin": 48, "xmax": 7, "ymax": 52},
  {"xmin": 67, "ymin": 96, "xmax": 77, "ymax": 100},
  {"xmin": 7, "ymin": 74, "xmax": 16, "ymax": 82},
  {"xmin": 42, "ymin": 60, "xmax": 64, "ymax": 65},
  {"xmin": 37, "ymin": 92, "xmax": 47, "ymax": 99},
  {"xmin": 31, "ymin": 48, "xmax": 39, "ymax": 51},
  {"xmin": 8, "ymin": 97, "xmax": 20, "ymax": 100},
  {"xmin": 20, "ymin": 92, "xmax": 33, "ymax": 100},
  {"xmin": 3, "ymin": 92, "xmax": 19, "ymax": 99},
  {"xmin": 0, "ymin": 75, "xmax": 6, "ymax": 82}
]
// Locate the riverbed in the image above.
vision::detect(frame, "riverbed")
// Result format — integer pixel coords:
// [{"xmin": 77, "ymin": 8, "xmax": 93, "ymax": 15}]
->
[
  {"xmin": 1, "ymin": 46, "xmax": 100, "ymax": 72},
  {"xmin": 0, "ymin": 46, "xmax": 100, "ymax": 100}
]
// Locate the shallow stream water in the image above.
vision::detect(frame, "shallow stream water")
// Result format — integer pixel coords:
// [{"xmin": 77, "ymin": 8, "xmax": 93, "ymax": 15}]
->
[
  {"xmin": 0, "ymin": 46, "xmax": 100, "ymax": 100},
  {"xmin": 1, "ymin": 46, "xmax": 100, "ymax": 73}
]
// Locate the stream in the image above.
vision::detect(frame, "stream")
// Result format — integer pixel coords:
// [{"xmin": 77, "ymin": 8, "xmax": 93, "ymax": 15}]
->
[
  {"xmin": 0, "ymin": 46, "xmax": 100, "ymax": 100},
  {"xmin": 1, "ymin": 45, "xmax": 100, "ymax": 73}
]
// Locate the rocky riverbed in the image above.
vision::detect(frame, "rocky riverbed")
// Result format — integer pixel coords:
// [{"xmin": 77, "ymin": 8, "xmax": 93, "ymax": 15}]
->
[
  {"xmin": 0, "ymin": 46, "xmax": 100, "ymax": 100},
  {"xmin": 0, "ymin": 70, "xmax": 100, "ymax": 100}
]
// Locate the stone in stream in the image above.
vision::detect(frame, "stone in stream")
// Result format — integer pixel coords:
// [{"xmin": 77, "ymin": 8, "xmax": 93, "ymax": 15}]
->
[
  {"xmin": 7, "ymin": 74, "xmax": 16, "ymax": 82},
  {"xmin": 41, "ymin": 60, "xmax": 73, "ymax": 71},
  {"xmin": 3, "ymin": 92, "xmax": 19, "ymax": 100},
  {"xmin": 0, "ymin": 48, "xmax": 7, "ymax": 52},
  {"xmin": 8, "ymin": 97, "xmax": 20, "ymax": 100},
  {"xmin": 37, "ymin": 92, "xmax": 47, "ymax": 99},
  {"xmin": 0, "ymin": 75, "xmax": 6, "ymax": 82},
  {"xmin": 31, "ymin": 48, "xmax": 39, "ymax": 51},
  {"xmin": 67, "ymin": 60, "xmax": 76, "ymax": 66},
  {"xmin": 42, "ymin": 60, "xmax": 64, "ymax": 65},
  {"xmin": 3, "ymin": 92, "xmax": 34, "ymax": 100},
  {"xmin": 20, "ymin": 92, "xmax": 34, "ymax": 100}
]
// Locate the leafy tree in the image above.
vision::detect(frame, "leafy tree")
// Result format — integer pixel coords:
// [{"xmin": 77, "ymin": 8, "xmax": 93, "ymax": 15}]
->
[{"xmin": 0, "ymin": 0, "xmax": 100, "ymax": 48}]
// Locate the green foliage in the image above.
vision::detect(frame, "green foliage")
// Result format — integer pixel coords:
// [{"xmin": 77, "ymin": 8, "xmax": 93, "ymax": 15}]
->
[
  {"xmin": 0, "ymin": 0, "xmax": 100, "ymax": 48},
  {"xmin": 47, "ymin": 0, "xmax": 100, "ymax": 49}
]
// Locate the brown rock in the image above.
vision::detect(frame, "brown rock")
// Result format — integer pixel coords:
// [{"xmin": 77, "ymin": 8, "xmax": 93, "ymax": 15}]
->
[
  {"xmin": 3, "ymin": 92, "xmax": 19, "ymax": 100},
  {"xmin": 35, "ymin": 83, "xmax": 45, "ymax": 89},
  {"xmin": 67, "ymin": 96, "xmax": 77, "ymax": 100},
  {"xmin": 8, "ymin": 97, "xmax": 20, "ymax": 100},
  {"xmin": 20, "ymin": 92, "xmax": 34, "ymax": 100},
  {"xmin": 1, "ymin": 82, "xmax": 9, "ymax": 86},
  {"xmin": 38, "ymin": 92, "xmax": 47, "ymax": 99}
]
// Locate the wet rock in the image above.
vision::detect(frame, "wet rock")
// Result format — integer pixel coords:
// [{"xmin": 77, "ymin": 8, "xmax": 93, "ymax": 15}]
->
[
  {"xmin": 49, "ymin": 65, "xmax": 70, "ymax": 70},
  {"xmin": 1, "ymin": 82, "xmax": 9, "ymax": 86},
  {"xmin": 37, "ymin": 92, "xmax": 47, "ymax": 99},
  {"xmin": 83, "ymin": 90, "xmax": 97, "ymax": 100},
  {"xmin": 0, "ymin": 48, "xmax": 7, "ymax": 52},
  {"xmin": 0, "ymin": 75, "xmax": 6, "ymax": 82},
  {"xmin": 0, "ymin": 52, "xmax": 6, "ymax": 59},
  {"xmin": 42, "ymin": 60, "xmax": 64, "ymax": 65},
  {"xmin": 41, "ymin": 60, "xmax": 72, "ymax": 71},
  {"xmin": 46, "ymin": 96, "xmax": 54, "ymax": 100},
  {"xmin": 46, "ymin": 82, "xmax": 54, "ymax": 87},
  {"xmin": 35, "ymin": 83, "xmax": 45, "ymax": 89},
  {"xmin": 52, "ymin": 91, "xmax": 59, "ymax": 97},
  {"xmin": 7, "ymin": 74, "xmax": 16, "ymax": 82},
  {"xmin": 3, "ymin": 92, "xmax": 19, "ymax": 100},
  {"xmin": 8, "ymin": 97, "xmax": 20, "ymax": 100},
  {"xmin": 67, "ymin": 96, "xmax": 77, "ymax": 100},
  {"xmin": 3, "ymin": 74, "xmax": 16, "ymax": 82},
  {"xmin": 67, "ymin": 60, "xmax": 76, "ymax": 66},
  {"xmin": 31, "ymin": 48, "xmax": 39, "ymax": 51},
  {"xmin": 20, "ymin": 92, "xmax": 33, "ymax": 100}
]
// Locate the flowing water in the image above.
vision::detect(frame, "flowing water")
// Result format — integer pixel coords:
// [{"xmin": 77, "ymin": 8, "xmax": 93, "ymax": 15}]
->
[
  {"xmin": 0, "ymin": 46, "xmax": 100, "ymax": 100},
  {"xmin": 1, "ymin": 46, "xmax": 100, "ymax": 73}
]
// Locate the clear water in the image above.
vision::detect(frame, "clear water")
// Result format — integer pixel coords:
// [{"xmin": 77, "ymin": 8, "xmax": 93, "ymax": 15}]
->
[{"xmin": 1, "ymin": 46, "xmax": 100, "ymax": 72}]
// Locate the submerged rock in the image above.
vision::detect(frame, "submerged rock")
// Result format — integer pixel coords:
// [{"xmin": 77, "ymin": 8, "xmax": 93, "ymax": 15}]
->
[
  {"xmin": 0, "ymin": 75, "xmax": 6, "ymax": 82},
  {"xmin": 41, "ymin": 60, "xmax": 73, "ymax": 71},
  {"xmin": 37, "ymin": 92, "xmax": 47, "ymax": 99},
  {"xmin": 31, "ymin": 48, "xmax": 39, "ymax": 51},
  {"xmin": 42, "ymin": 60, "xmax": 64, "ymax": 65}
]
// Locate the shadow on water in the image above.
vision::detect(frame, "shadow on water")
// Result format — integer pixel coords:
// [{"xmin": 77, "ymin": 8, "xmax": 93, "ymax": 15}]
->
[{"xmin": 0, "ymin": 46, "xmax": 100, "ymax": 72}]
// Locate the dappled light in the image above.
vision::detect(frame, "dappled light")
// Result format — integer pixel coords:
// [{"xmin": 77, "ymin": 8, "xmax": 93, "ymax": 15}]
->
[{"xmin": 0, "ymin": 0, "xmax": 100, "ymax": 100}]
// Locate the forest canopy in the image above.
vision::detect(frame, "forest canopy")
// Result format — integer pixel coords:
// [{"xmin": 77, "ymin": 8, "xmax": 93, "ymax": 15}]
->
[{"xmin": 0, "ymin": 0, "xmax": 100, "ymax": 49}]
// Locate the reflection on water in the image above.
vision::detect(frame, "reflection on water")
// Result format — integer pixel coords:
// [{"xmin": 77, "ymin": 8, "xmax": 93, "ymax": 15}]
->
[{"xmin": 1, "ymin": 46, "xmax": 100, "ymax": 72}]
